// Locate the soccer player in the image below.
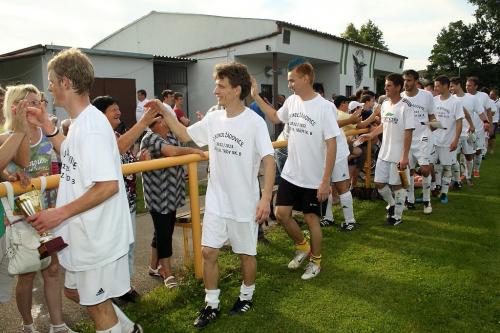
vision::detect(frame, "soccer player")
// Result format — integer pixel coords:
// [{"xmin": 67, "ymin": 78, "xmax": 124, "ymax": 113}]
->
[
  {"xmin": 145, "ymin": 63, "xmax": 275, "ymax": 328},
  {"xmin": 401, "ymin": 69, "xmax": 436, "ymax": 214},
  {"xmin": 433, "ymin": 76, "xmax": 464, "ymax": 204},
  {"xmin": 449, "ymin": 77, "xmax": 477, "ymax": 186},
  {"xmin": 360, "ymin": 73, "xmax": 414, "ymax": 225},
  {"xmin": 251, "ymin": 58, "xmax": 339, "ymax": 279},
  {"xmin": 465, "ymin": 77, "xmax": 491, "ymax": 177},
  {"xmin": 27, "ymin": 48, "xmax": 141, "ymax": 333}
]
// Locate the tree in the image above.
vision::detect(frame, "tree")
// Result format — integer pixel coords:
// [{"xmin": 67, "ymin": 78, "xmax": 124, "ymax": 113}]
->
[
  {"xmin": 359, "ymin": 20, "xmax": 389, "ymax": 51},
  {"xmin": 341, "ymin": 20, "xmax": 389, "ymax": 51},
  {"xmin": 468, "ymin": 0, "xmax": 499, "ymax": 58},
  {"xmin": 427, "ymin": 20, "xmax": 490, "ymax": 79},
  {"xmin": 341, "ymin": 23, "xmax": 360, "ymax": 41}
]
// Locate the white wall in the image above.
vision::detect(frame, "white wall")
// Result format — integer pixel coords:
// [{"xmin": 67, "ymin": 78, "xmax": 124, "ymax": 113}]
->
[{"xmin": 94, "ymin": 12, "xmax": 278, "ymax": 57}]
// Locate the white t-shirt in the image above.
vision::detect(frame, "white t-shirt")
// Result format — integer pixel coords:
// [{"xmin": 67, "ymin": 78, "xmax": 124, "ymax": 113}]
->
[
  {"xmin": 488, "ymin": 98, "xmax": 498, "ymax": 123},
  {"xmin": 187, "ymin": 107, "xmax": 274, "ymax": 222},
  {"xmin": 378, "ymin": 98, "xmax": 415, "ymax": 163},
  {"xmin": 277, "ymin": 94, "xmax": 342, "ymax": 188},
  {"xmin": 401, "ymin": 89, "xmax": 435, "ymax": 146},
  {"xmin": 471, "ymin": 91, "xmax": 491, "ymax": 114},
  {"xmin": 328, "ymin": 101, "xmax": 350, "ymax": 162},
  {"xmin": 136, "ymin": 98, "xmax": 149, "ymax": 122},
  {"xmin": 454, "ymin": 93, "xmax": 476, "ymax": 136},
  {"xmin": 55, "ymin": 105, "xmax": 133, "ymax": 271},
  {"xmin": 433, "ymin": 95, "xmax": 464, "ymax": 147},
  {"xmin": 465, "ymin": 93, "xmax": 485, "ymax": 131}
]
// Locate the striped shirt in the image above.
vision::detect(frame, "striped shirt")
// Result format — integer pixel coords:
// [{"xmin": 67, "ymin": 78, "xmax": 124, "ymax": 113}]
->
[{"xmin": 140, "ymin": 131, "xmax": 186, "ymax": 214}]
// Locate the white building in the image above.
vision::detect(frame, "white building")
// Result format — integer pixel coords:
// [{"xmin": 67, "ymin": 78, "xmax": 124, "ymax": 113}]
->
[{"xmin": 94, "ymin": 11, "xmax": 406, "ymax": 135}]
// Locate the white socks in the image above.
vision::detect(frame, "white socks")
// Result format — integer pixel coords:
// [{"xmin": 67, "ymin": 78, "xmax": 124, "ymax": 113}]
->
[
  {"xmin": 422, "ymin": 175, "xmax": 432, "ymax": 202},
  {"xmin": 452, "ymin": 161, "xmax": 460, "ymax": 182},
  {"xmin": 239, "ymin": 283, "xmax": 255, "ymax": 301},
  {"xmin": 205, "ymin": 289, "xmax": 221, "ymax": 309},
  {"xmin": 324, "ymin": 193, "xmax": 334, "ymax": 220},
  {"xmin": 474, "ymin": 154, "xmax": 482, "ymax": 172},
  {"xmin": 434, "ymin": 164, "xmax": 442, "ymax": 187},
  {"xmin": 466, "ymin": 159, "xmax": 473, "ymax": 179},
  {"xmin": 406, "ymin": 175, "xmax": 415, "ymax": 204},
  {"xmin": 378, "ymin": 185, "xmax": 395, "ymax": 206},
  {"xmin": 112, "ymin": 303, "xmax": 134, "ymax": 333},
  {"xmin": 393, "ymin": 189, "xmax": 406, "ymax": 219},
  {"xmin": 441, "ymin": 165, "xmax": 451, "ymax": 195},
  {"xmin": 339, "ymin": 191, "xmax": 355, "ymax": 223}
]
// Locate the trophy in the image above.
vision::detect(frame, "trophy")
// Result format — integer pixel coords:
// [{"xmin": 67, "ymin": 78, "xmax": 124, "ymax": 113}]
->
[{"xmin": 15, "ymin": 188, "xmax": 68, "ymax": 259}]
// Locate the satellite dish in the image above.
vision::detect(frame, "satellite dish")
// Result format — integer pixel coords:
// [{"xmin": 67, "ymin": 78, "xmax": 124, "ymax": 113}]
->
[{"xmin": 264, "ymin": 66, "xmax": 282, "ymax": 77}]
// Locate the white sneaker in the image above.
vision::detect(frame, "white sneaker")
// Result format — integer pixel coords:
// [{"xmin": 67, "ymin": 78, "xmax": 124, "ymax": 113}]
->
[
  {"xmin": 301, "ymin": 262, "xmax": 321, "ymax": 280},
  {"xmin": 423, "ymin": 201, "xmax": 432, "ymax": 215},
  {"xmin": 288, "ymin": 250, "xmax": 309, "ymax": 270}
]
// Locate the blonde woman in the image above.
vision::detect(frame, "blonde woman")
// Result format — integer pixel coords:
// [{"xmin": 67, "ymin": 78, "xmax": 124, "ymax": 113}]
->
[{"xmin": 2, "ymin": 84, "xmax": 74, "ymax": 333}]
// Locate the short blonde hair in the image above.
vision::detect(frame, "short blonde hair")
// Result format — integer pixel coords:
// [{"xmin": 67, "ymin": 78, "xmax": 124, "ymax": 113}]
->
[
  {"xmin": 291, "ymin": 63, "xmax": 315, "ymax": 85},
  {"xmin": 48, "ymin": 48, "xmax": 94, "ymax": 95},
  {"xmin": 3, "ymin": 84, "xmax": 40, "ymax": 131}
]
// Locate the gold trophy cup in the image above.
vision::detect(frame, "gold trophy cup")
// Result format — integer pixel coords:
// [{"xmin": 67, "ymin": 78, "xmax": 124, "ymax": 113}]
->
[{"xmin": 15, "ymin": 188, "xmax": 68, "ymax": 259}]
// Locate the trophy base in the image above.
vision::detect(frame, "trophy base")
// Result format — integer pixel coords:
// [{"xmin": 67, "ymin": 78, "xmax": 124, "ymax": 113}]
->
[{"xmin": 38, "ymin": 237, "xmax": 68, "ymax": 259}]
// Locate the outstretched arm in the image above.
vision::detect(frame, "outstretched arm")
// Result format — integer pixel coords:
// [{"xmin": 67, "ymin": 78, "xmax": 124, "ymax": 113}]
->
[
  {"xmin": 251, "ymin": 78, "xmax": 282, "ymax": 124},
  {"xmin": 144, "ymin": 100, "xmax": 192, "ymax": 143}
]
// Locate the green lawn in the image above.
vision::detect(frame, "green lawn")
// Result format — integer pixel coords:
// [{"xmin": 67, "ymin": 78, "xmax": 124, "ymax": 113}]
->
[{"xmin": 79, "ymin": 153, "xmax": 500, "ymax": 333}]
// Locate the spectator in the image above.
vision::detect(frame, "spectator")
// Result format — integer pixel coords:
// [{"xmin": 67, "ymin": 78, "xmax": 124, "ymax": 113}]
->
[
  {"xmin": 2, "ymin": 84, "xmax": 74, "ymax": 333},
  {"xmin": 136, "ymin": 89, "xmax": 149, "ymax": 123},
  {"xmin": 0, "ymin": 89, "xmax": 29, "ymax": 305},
  {"xmin": 173, "ymin": 92, "xmax": 190, "ymax": 126},
  {"xmin": 92, "ymin": 95, "xmax": 159, "ymax": 303},
  {"xmin": 140, "ymin": 115, "xmax": 204, "ymax": 289}
]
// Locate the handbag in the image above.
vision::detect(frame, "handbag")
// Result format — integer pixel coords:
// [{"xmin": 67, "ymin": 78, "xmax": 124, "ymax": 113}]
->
[{"xmin": 1, "ymin": 178, "xmax": 51, "ymax": 275}]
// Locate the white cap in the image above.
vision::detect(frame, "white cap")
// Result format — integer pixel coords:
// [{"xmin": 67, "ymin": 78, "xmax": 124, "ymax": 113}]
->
[{"xmin": 348, "ymin": 101, "xmax": 364, "ymax": 111}]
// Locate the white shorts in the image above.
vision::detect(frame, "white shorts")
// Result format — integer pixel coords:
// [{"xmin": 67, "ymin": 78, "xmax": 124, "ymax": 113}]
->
[
  {"xmin": 202, "ymin": 212, "xmax": 258, "ymax": 256},
  {"xmin": 434, "ymin": 146, "xmax": 454, "ymax": 165},
  {"xmin": 331, "ymin": 157, "xmax": 349, "ymax": 183},
  {"xmin": 474, "ymin": 131, "xmax": 485, "ymax": 152},
  {"xmin": 64, "ymin": 254, "xmax": 130, "ymax": 306},
  {"xmin": 409, "ymin": 135, "xmax": 433, "ymax": 168},
  {"xmin": 459, "ymin": 136, "xmax": 475, "ymax": 155},
  {"xmin": 374, "ymin": 159, "xmax": 410, "ymax": 186},
  {"xmin": 0, "ymin": 235, "xmax": 13, "ymax": 303}
]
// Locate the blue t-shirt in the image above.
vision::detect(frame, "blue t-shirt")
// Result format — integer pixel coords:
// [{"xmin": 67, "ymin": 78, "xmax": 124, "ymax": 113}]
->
[{"xmin": 249, "ymin": 101, "xmax": 265, "ymax": 120}]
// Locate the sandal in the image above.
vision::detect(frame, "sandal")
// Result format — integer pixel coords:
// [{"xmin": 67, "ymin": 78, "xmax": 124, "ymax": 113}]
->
[
  {"xmin": 21, "ymin": 323, "xmax": 40, "ymax": 333},
  {"xmin": 49, "ymin": 323, "xmax": 76, "ymax": 333},
  {"xmin": 148, "ymin": 265, "xmax": 162, "ymax": 277},
  {"xmin": 164, "ymin": 275, "xmax": 178, "ymax": 289}
]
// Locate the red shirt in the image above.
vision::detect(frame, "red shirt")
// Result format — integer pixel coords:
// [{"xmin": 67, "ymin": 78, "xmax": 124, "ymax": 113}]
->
[{"xmin": 174, "ymin": 108, "xmax": 185, "ymax": 123}]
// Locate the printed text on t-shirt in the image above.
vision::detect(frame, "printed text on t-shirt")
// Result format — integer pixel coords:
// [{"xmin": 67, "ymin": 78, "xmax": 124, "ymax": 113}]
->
[{"xmin": 60, "ymin": 148, "xmax": 78, "ymax": 184}]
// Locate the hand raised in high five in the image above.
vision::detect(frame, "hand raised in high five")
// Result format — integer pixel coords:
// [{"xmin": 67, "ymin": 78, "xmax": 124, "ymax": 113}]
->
[{"xmin": 11, "ymin": 100, "xmax": 29, "ymax": 133}]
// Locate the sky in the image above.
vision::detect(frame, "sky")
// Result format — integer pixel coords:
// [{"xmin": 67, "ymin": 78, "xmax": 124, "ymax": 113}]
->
[{"xmin": 0, "ymin": 0, "xmax": 477, "ymax": 70}]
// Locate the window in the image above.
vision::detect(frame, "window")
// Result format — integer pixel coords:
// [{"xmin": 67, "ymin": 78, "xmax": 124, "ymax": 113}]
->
[
  {"xmin": 345, "ymin": 85, "xmax": 353, "ymax": 97},
  {"xmin": 363, "ymin": 86, "xmax": 369, "ymax": 90},
  {"xmin": 400, "ymin": 60, "xmax": 404, "ymax": 69},
  {"xmin": 283, "ymin": 29, "xmax": 291, "ymax": 44}
]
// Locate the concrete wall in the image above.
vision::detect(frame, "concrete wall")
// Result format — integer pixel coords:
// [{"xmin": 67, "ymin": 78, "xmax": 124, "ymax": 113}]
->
[
  {"xmin": 94, "ymin": 12, "xmax": 278, "ymax": 56},
  {"xmin": 0, "ymin": 50, "xmax": 154, "ymax": 121},
  {"xmin": 0, "ymin": 56, "xmax": 44, "ymax": 90}
]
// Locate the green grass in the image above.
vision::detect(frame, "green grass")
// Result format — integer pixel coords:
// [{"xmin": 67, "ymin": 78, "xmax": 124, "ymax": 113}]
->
[{"xmin": 80, "ymin": 153, "xmax": 500, "ymax": 333}]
